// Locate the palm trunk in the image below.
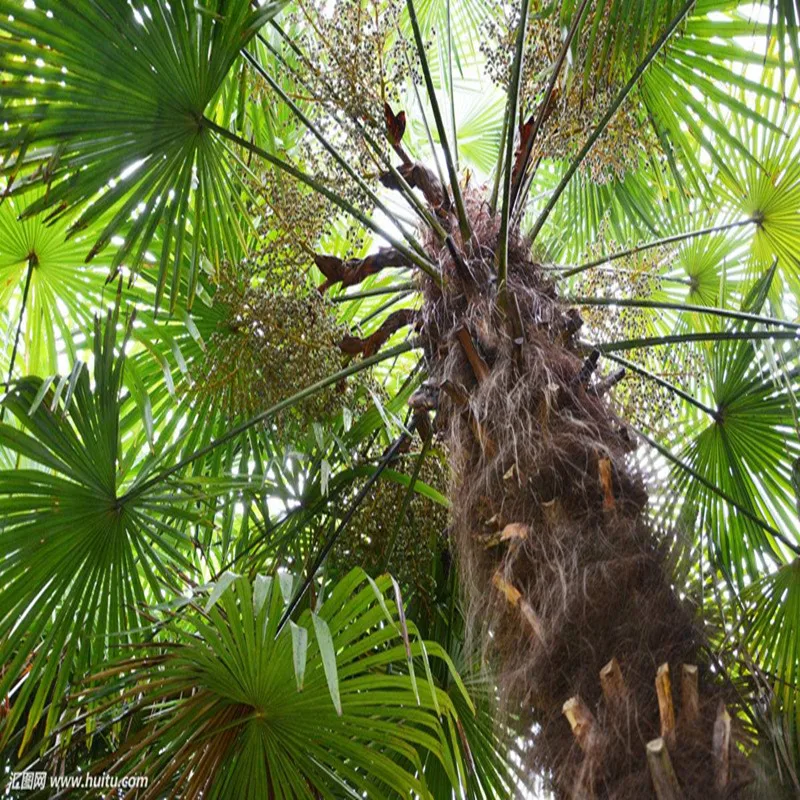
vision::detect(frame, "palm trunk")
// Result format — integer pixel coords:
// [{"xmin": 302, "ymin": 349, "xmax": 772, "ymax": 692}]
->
[{"xmin": 414, "ymin": 194, "xmax": 749, "ymax": 799}]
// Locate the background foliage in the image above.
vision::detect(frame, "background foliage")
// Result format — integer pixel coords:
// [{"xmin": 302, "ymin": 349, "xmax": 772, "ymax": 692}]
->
[{"xmin": 0, "ymin": 0, "xmax": 799, "ymax": 796}]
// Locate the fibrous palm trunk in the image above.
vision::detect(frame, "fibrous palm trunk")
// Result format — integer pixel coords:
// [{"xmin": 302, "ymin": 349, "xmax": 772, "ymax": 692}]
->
[
  {"xmin": 322, "ymin": 181, "xmax": 750, "ymax": 796},
  {"xmin": 411, "ymin": 195, "xmax": 749, "ymax": 799}
]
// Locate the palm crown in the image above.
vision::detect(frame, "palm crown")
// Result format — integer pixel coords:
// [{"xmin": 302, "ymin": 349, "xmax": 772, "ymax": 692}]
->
[{"xmin": 0, "ymin": 0, "xmax": 799, "ymax": 797}]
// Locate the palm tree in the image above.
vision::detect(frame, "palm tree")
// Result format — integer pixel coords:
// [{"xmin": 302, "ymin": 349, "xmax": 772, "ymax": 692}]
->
[{"xmin": 0, "ymin": 0, "xmax": 799, "ymax": 797}]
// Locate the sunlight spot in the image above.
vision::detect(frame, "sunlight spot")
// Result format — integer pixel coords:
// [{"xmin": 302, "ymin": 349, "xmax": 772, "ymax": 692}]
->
[{"xmin": 120, "ymin": 158, "xmax": 146, "ymax": 180}]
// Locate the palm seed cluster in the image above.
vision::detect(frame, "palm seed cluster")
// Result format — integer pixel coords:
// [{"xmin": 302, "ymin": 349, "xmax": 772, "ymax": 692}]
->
[
  {"xmin": 295, "ymin": 111, "xmax": 378, "ymax": 254},
  {"xmin": 331, "ymin": 453, "xmax": 449, "ymax": 608},
  {"xmin": 613, "ymin": 349, "xmax": 694, "ymax": 436},
  {"xmin": 247, "ymin": 169, "xmax": 334, "ymax": 282},
  {"xmin": 573, "ymin": 247, "xmax": 702, "ymax": 434},
  {"xmin": 573, "ymin": 245, "xmax": 667, "ymax": 344},
  {"xmin": 480, "ymin": 0, "xmax": 657, "ymax": 182},
  {"xmin": 280, "ymin": 0, "xmax": 423, "ymax": 241},
  {"xmin": 189, "ymin": 262, "xmax": 361, "ymax": 434},
  {"xmin": 289, "ymin": 0, "xmax": 412, "ymax": 127}
]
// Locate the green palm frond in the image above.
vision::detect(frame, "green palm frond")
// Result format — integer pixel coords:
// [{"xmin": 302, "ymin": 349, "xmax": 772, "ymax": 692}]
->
[
  {"xmin": 716, "ymin": 84, "xmax": 800, "ymax": 290},
  {"xmin": 72, "ymin": 569, "xmax": 471, "ymax": 799},
  {"xmin": 1, "ymin": 0, "xmax": 800, "ymax": 791},
  {"xmin": 0, "ymin": 0, "xmax": 285, "ymax": 309},
  {"xmin": 0, "ymin": 192, "xmax": 111, "ymax": 378},
  {"xmin": 672, "ymin": 335, "xmax": 800, "ymax": 583},
  {"xmin": 766, "ymin": 0, "xmax": 800, "ymax": 84},
  {"xmin": 744, "ymin": 559, "xmax": 800, "ymax": 761},
  {"xmin": 657, "ymin": 266, "xmax": 800, "ymax": 585},
  {"xmin": 0, "ymin": 303, "xmax": 210, "ymax": 751},
  {"xmin": 672, "ymin": 229, "xmax": 752, "ymax": 308}
]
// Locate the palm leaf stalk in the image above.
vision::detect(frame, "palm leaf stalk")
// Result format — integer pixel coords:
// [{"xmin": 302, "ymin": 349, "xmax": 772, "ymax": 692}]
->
[
  {"xmin": 382, "ymin": 422, "xmax": 434, "ymax": 571},
  {"xmin": 446, "ymin": 0, "xmax": 458, "ymax": 171},
  {"xmin": 405, "ymin": 0, "xmax": 472, "ymax": 243},
  {"xmin": 601, "ymin": 350, "xmax": 720, "ymax": 418},
  {"xmin": 257, "ymin": 22, "xmax": 450, "ymax": 240},
  {"xmin": 0, "ymin": 254, "xmax": 34, "ymax": 422},
  {"xmin": 489, "ymin": 107, "xmax": 511, "ymax": 216},
  {"xmin": 572, "ymin": 297, "xmax": 800, "ymax": 331},
  {"xmin": 240, "ymin": 48, "xmax": 430, "ymax": 260},
  {"xmin": 399, "ymin": 28, "xmax": 452, "ymax": 197},
  {"xmin": 509, "ymin": 0, "xmax": 593, "ymax": 215},
  {"xmin": 122, "ymin": 340, "xmax": 415, "ymax": 503},
  {"xmin": 209, "ymin": 421, "xmax": 401, "ymax": 583},
  {"xmin": 204, "ymin": 117, "xmax": 443, "ymax": 283},
  {"xmin": 496, "ymin": 0, "xmax": 531, "ymax": 313},
  {"xmin": 557, "ymin": 217, "xmax": 758, "ymax": 278},
  {"xmin": 358, "ymin": 290, "xmax": 415, "ymax": 322},
  {"xmin": 252, "ymin": 30, "xmax": 450, "ymax": 242},
  {"xmin": 597, "ymin": 329, "xmax": 800, "ymax": 353},
  {"xmin": 330, "ymin": 282, "xmax": 416, "ymax": 302},
  {"xmin": 276, "ymin": 427, "xmax": 414, "ymax": 634}
]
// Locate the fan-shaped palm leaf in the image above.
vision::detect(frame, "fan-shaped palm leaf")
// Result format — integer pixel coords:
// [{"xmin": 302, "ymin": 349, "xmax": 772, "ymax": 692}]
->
[
  {"xmin": 0, "ymin": 192, "xmax": 112, "ymax": 379},
  {"xmin": 73, "ymin": 568, "xmax": 470, "ymax": 799},
  {"xmin": 0, "ymin": 303, "xmax": 212, "ymax": 751},
  {"xmin": 744, "ymin": 559, "xmax": 800, "ymax": 761},
  {"xmin": 0, "ymin": 0, "xmax": 285, "ymax": 308}
]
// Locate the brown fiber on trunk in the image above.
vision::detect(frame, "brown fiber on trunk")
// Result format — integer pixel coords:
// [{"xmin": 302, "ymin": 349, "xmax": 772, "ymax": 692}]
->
[{"xmin": 412, "ymin": 191, "xmax": 749, "ymax": 798}]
